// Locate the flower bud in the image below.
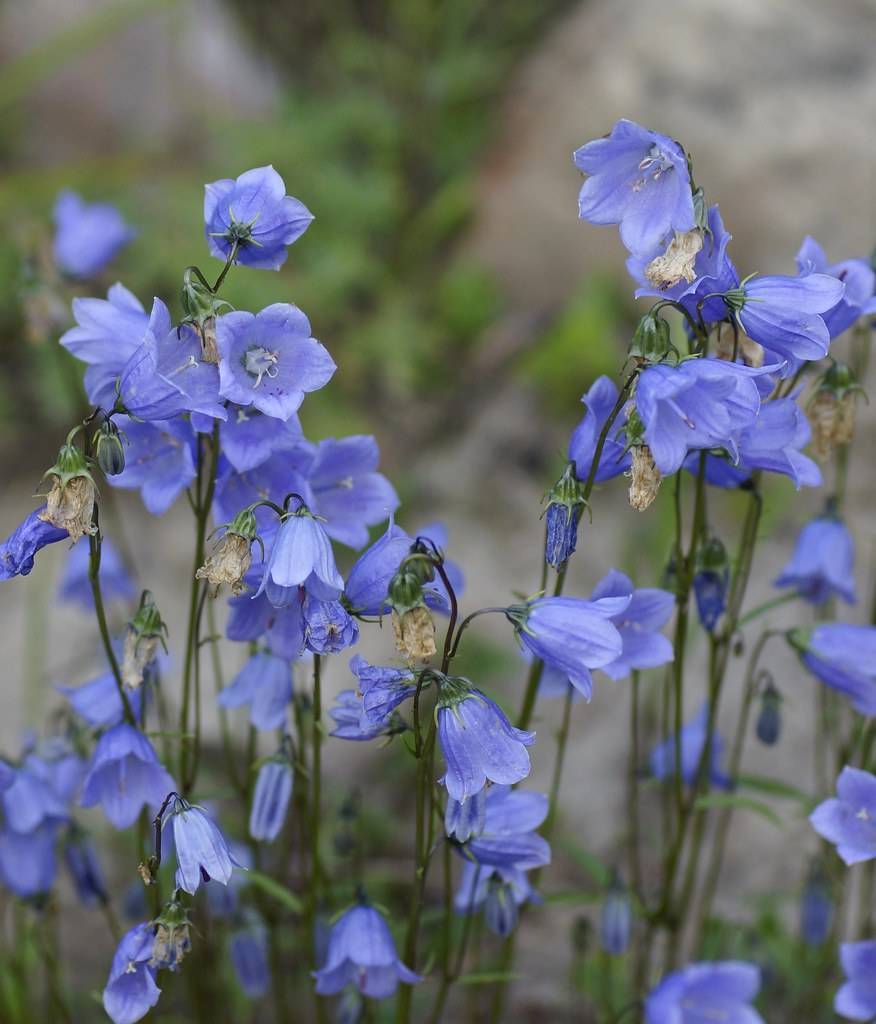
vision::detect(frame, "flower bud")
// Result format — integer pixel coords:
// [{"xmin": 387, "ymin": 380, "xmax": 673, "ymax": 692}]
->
[
  {"xmin": 644, "ymin": 228, "xmax": 703, "ymax": 290},
  {"xmin": 600, "ymin": 874, "xmax": 632, "ymax": 955},
  {"xmin": 484, "ymin": 878, "xmax": 518, "ymax": 937},
  {"xmin": 543, "ymin": 463, "xmax": 586, "ymax": 569},
  {"xmin": 392, "ymin": 606, "xmax": 437, "ymax": 661},
  {"xmin": 95, "ymin": 421, "xmax": 126, "ymax": 477},
  {"xmin": 628, "ymin": 310, "xmax": 674, "ymax": 364},
  {"xmin": 755, "ymin": 681, "xmax": 782, "ymax": 746},
  {"xmin": 693, "ymin": 536, "xmax": 730, "ymax": 633},
  {"xmin": 628, "ymin": 445, "xmax": 661, "ymax": 511},
  {"xmin": 800, "ymin": 862, "xmax": 832, "ymax": 946}
]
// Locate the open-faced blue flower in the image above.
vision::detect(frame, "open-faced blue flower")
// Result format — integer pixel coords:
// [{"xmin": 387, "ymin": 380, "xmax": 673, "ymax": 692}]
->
[
  {"xmin": 204, "ymin": 166, "xmax": 313, "ymax": 270},
  {"xmin": 350, "ymin": 654, "xmax": 416, "ymax": 725},
  {"xmin": 794, "ymin": 624, "xmax": 876, "ymax": 716},
  {"xmin": 165, "ymin": 797, "xmax": 238, "ymax": 895},
  {"xmin": 220, "ymin": 406, "xmax": 302, "ymax": 473},
  {"xmin": 730, "ymin": 273, "xmax": 845, "ymax": 368},
  {"xmin": 249, "ymin": 758, "xmax": 293, "ymax": 843},
  {"xmin": 568, "ymin": 376, "xmax": 631, "ymax": 483},
  {"xmin": 306, "ymin": 436, "xmax": 399, "ymax": 549},
  {"xmin": 217, "ymin": 651, "xmax": 292, "ymax": 732},
  {"xmin": 635, "ymin": 358, "xmax": 769, "ymax": 475},
  {"xmin": 649, "ymin": 704, "xmax": 730, "ymax": 789},
  {"xmin": 645, "ymin": 961, "xmax": 763, "ymax": 1024},
  {"xmin": 0, "ymin": 507, "xmax": 68, "ymax": 580},
  {"xmin": 58, "ymin": 669, "xmax": 145, "ymax": 729},
  {"xmin": 573, "ymin": 120, "xmax": 695, "ymax": 257},
  {"xmin": 230, "ymin": 924, "xmax": 270, "ymax": 998},
  {"xmin": 63, "ymin": 831, "xmax": 107, "ymax": 906},
  {"xmin": 80, "ymin": 723, "xmax": 174, "ymax": 829},
  {"xmin": 57, "ymin": 536, "xmax": 133, "ymax": 609},
  {"xmin": 304, "ymin": 597, "xmax": 359, "ymax": 654},
  {"xmin": 119, "ymin": 299, "xmax": 225, "ymax": 422},
  {"xmin": 509, "ymin": 595, "xmax": 625, "ymax": 700},
  {"xmin": 216, "ymin": 305, "xmax": 335, "ymax": 421},
  {"xmin": 775, "ymin": 514, "xmax": 855, "ymax": 605},
  {"xmin": 810, "ymin": 766, "xmax": 876, "ymax": 866},
  {"xmin": 589, "ymin": 570, "xmax": 674, "ymax": 681},
  {"xmin": 835, "ymin": 941, "xmax": 876, "ymax": 1021},
  {"xmin": 627, "ymin": 205, "xmax": 740, "ymax": 323},
  {"xmin": 0, "ymin": 823, "xmax": 59, "ymax": 897},
  {"xmin": 108, "ymin": 416, "xmax": 197, "ymax": 516},
  {"xmin": 256, "ymin": 508, "xmax": 344, "ymax": 606},
  {"xmin": 329, "ymin": 690, "xmax": 393, "ymax": 741},
  {"xmin": 59, "ymin": 284, "xmax": 149, "ymax": 406},
  {"xmin": 102, "ymin": 922, "xmax": 161, "ymax": 1024},
  {"xmin": 313, "ymin": 902, "xmax": 421, "ymax": 998},
  {"xmin": 437, "ymin": 685, "xmax": 535, "ymax": 802},
  {"xmin": 455, "ymin": 785, "xmax": 550, "ymax": 872},
  {"xmin": 53, "ymin": 190, "xmax": 136, "ymax": 279},
  {"xmin": 797, "ymin": 236, "xmax": 876, "ymax": 338}
]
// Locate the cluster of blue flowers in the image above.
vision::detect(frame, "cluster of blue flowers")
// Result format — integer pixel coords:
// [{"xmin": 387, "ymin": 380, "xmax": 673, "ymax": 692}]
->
[{"xmin": 0, "ymin": 117, "xmax": 873, "ymax": 1023}]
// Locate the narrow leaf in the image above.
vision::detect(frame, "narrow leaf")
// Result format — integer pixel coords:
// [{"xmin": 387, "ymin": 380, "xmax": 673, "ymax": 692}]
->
[
  {"xmin": 694, "ymin": 793, "xmax": 783, "ymax": 828},
  {"xmin": 245, "ymin": 869, "xmax": 303, "ymax": 913}
]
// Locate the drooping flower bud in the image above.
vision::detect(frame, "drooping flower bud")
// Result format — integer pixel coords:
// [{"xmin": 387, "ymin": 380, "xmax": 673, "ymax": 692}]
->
[
  {"xmin": 755, "ymin": 679, "xmax": 782, "ymax": 746},
  {"xmin": 39, "ymin": 436, "xmax": 96, "ymax": 542},
  {"xmin": 600, "ymin": 873, "xmax": 632, "ymax": 955},
  {"xmin": 628, "ymin": 445, "xmax": 662, "ymax": 511},
  {"xmin": 150, "ymin": 895, "xmax": 192, "ymax": 970},
  {"xmin": 644, "ymin": 228, "xmax": 703, "ymax": 290},
  {"xmin": 808, "ymin": 361, "xmax": 863, "ymax": 461},
  {"xmin": 196, "ymin": 507, "xmax": 258, "ymax": 597},
  {"xmin": 122, "ymin": 590, "xmax": 166, "ymax": 690},
  {"xmin": 628, "ymin": 310, "xmax": 675, "ymax": 364},
  {"xmin": 800, "ymin": 861, "xmax": 833, "ymax": 946},
  {"xmin": 693, "ymin": 535, "xmax": 730, "ymax": 633},
  {"xmin": 94, "ymin": 420, "xmax": 126, "ymax": 477},
  {"xmin": 543, "ymin": 462, "xmax": 586, "ymax": 569},
  {"xmin": 484, "ymin": 877, "xmax": 519, "ymax": 937}
]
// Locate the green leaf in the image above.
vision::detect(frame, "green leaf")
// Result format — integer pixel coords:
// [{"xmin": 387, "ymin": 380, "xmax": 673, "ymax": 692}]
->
[
  {"xmin": 543, "ymin": 890, "xmax": 602, "ymax": 906},
  {"xmin": 736, "ymin": 773, "xmax": 814, "ymax": 808},
  {"xmin": 693, "ymin": 793, "xmax": 783, "ymax": 828},
  {"xmin": 458, "ymin": 971, "xmax": 522, "ymax": 986},
  {"xmin": 245, "ymin": 869, "xmax": 303, "ymax": 913},
  {"xmin": 560, "ymin": 840, "xmax": 611, "ymax": 887}
]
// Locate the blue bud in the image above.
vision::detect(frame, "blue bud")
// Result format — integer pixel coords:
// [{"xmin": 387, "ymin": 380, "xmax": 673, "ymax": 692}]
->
[
  {"xmin": 693, "ymin": 537, "xmax": 729, "ymax": 632},
  {"xmin": 800, "ymin": 864, "xmax": 832, "ymax": 946},
  {"xmin": 755, "ymin": 683, "xmax": 782, "ymax": 746},
  {"xmin": 600, "ymin": 876, "xmax": 632, "ymax": 955},
  {"xmin": 484, "ymin": 879, "xmax": 519, "ymax": 937}
]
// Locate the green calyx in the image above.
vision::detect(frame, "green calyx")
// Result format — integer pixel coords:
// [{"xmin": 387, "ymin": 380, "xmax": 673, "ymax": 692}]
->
[
  {"xmin": 44, "ymin": 433, "xmax": 92, "ymax": 488},
  {"xmin": 227, "ymin": 506, "xmax": 259, "ymax": 542},
  {"xmin": 816, "ymin": 359, "xmax": 864, "ymax": 401},
  {"xmin": 696, "ymin": 535, "xmax": 729, "ymax": 574},
  {"xmin": 435, "ymin": 674, "xmax": 476, "ymax": 710},
  {"xmin": 130, "ymin": 590, "xmax": 168, "ymax": 643},
  {"xmin": 545, "ymin": 462, "xmax": 586, "ymax": 514},
  {"xmin": 786, "ymin": 626, "xmax": 813, "ymax": 654},
  {"xmin": 629, "ymin": 310, "xmax": 676, "ymax": 364}
]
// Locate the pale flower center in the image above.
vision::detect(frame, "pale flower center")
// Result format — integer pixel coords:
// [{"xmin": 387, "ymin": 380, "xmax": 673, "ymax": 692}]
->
[
  {"xmin": 633, "ymin": 145, "xmax": 674, "ymax": 191},
  {"xmin": 856, "ymin": 806, "xmax": 871, "ymax": 822},
  {"xmin": 245, "ymin": 346, "xmax": 280, "ymax": 388}
]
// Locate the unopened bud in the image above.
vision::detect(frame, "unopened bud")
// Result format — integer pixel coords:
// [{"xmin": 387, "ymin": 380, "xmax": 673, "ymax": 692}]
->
[
  {"xmin": 644, "ymin": 229, "xmax": 703, "ymax": 290},
  {"xmin": 693, "ymin": 536, "xmax": 730, "ymax": 633},
  {"xmin": 600, "ymin": 875, "xmax": 632, "ymax": 955},
  {"xmin": 629, "ymin": 310, "xmax": 674, "ymax": 364},
  {"xmin": 628, "ymin": 445, "xmax": 661, "ymax": 512},
  {"xmin": 484, "ymin": 878, "xmax": 518, "ymax": 937},
  {"xmin": 95, "ymin": 422, "xmax": 126, "ymax": 476},
  {"xmin": 392, "ymin": 606, "xmax": 437, "ymax": 661},
  {"xmin": 755, "ymin": 681, "xmax": 782, "ymax": 746}
]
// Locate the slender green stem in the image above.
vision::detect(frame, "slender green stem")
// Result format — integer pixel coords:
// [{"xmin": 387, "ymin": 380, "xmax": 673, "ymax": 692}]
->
[
  {"xmin": 309, "ymin": 654, "xmax": 328, "ymax": 1024},
  {"xmin": 737, "ymin": 590, "xmax": 799, "ymax": 627},
  {"xmin": 627, "ymin": 671, "xmax": 643, "ymax": 901}
]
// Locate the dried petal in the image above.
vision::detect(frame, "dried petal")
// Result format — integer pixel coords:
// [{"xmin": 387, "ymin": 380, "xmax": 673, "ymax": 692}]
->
[
  {"xmin": 629, "ymin": 446, "xmax": 662, "ymax": 512},
  {"xmin": 644, "ymin": 229, "xmax": 703, "ymax": 290},
  {"xmin": 40, "ymin": 475, "xmax": 96, "ymax": 542},
  {"xmin": 392, "ymin": 606, "xmax": 436, "ymax": 660}
]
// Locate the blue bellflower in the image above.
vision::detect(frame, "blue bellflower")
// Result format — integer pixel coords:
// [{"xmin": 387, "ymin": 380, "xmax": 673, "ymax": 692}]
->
[
  {"xmin": 57, "ymin": 536, "xmax": 134, "ymax": 609},
  {"xmin": 204, "ymin": 165, "xmax": 313, "ymax": 270},
  {"xmin": 510, "ymin": 594, "xmax": 625, "ymax": 700},
  {"xmin": 220, "ymin": 406, "xmax": 302, "ymax": 473},
  {"xmin": 601, "ymin": 877, "xmax": 632, "ymax": 955},
  {"xmin": 445, "ymin": 788, "xmax": 487, "ymax": 843},
  {"xmin": 59, "ymin": 670, "xmax": 146, "ymax": 729},
  {"xmin": 454, "ymin": 862, "xmax": 539, "ymax": 938},
  {"xmin": 799, "ymin": 866, "xmax": 832, "ymax": 946},
  {"xmin": 588, "ymin": 570, "xmax": 674, "ymax": 681},
  {"xmin": 795, "ymin": 624, "xmax": 876, "ymax": 716},
  {"xmin": 102, "ymin": 922, "xmax": 161, "ymax": 1024},
  {"xmin": 256, "ymin": 508, "xmax": 344, "ymax": 607},
  {"xmin": 350, "ymin": 655, "xmax": 416, "ymax": 725},
  {"xmin": 645, "ymin": 961, "xmax": 764, "ymax": 1024},
  {"xmin": 165, "ymin": 798, "xmax": 238, "ymax": 895},
  {"xmin": 568, "ymin": 376, "xmax": 631, "ymax": 483},
  {"xmin": 304, "ymin": 597, "xmax": 359, "ymax": 655},
  {"xmin": 0, "ymin": 507, "xmax": 69, "ymax": 580},
  {"xmin": 217, "ymin": 651, "xmax": 293, "ymax": 732},
  {"xmin": 225, "ymin": 572, "xmax": 306, "ymax": 658},
  {"xmin": 313, "ymin": 902, "xmax": 421, "ymax": 998},
  {"xmin": 249, "ymin": 759, "xmax": 293, "ymax": 843},
  {"xmin": 230, "ymin": 925, "xmax": 271, "ymax": 998},
  {"xmin": 80, "ymin": 724, "xmax": 174, "ymax": 829},
  {"xmin": 63, "ymin": 832, "xmax": 108, "ymax": 906},
  {"xmin": 810, "ymin": 766, "xmax": 876, "ymax": 866},
  {"xmin": 649, "ymin": 704, "xmax": 731, "ymax": 789},
  {"xmin": 329, "ymin": 690, "xmax": 394, "ymax": 741},
  {"xmin": 835, "ymin": 941, "xmax": 876, "ymax": 1022},
  {"xmin": 53, "ymin": 190, "xmax": 136, "ymax": 279},
  {"xmin": 437, "ymin": 686, "xmax": 535, "ymax": 802},
  {"xmin": 0, "ymin": 823, "xmax": 59, "ymax": 898},
  {"xmin": 574, "ymin": 119, "xmax": 695, "ymax": 257},
  {"xmin": 216, "ymin": 305, "xmax": 335, "ymax": 421},
  {"xmin": 453, "ymin": 786, "xmax": 550, "ymax": 873},
  {"xmin": 775, "ymin": 514, "xmax": 856, "ymax": 605},
  {"xmin": 796, "ymin": 236, "xmax": 876, "ymax": 338}
]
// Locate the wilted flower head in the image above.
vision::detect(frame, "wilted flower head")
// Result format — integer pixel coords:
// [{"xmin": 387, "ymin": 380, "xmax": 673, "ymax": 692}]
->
[
  {"xmin": 810, "ymin": 766, "xmax": 876, "ymax": 866},
  {"xmin": 573, "ymin": 119, "xmax": 695, "ymax": 257},
  {"xmin": 204, "ymin": 165, "xmax": 313, "ymax": 270},
  {"xmin": 53, "ymin": 190, "xmax": 135, "ymax": 279},
  {"xmin": 102, "ymin": 922, "xmax": 161, "ymax": 1024},
  {"xmin": 835, "ymin": 941, "xmax": 876, "ymax": 1022},
  {"xmin": 149, "ymin": 896, "xmax": 192, "ymax": 971},
  {"xmin": 775, "ymin": 514, "xmax": 855, "ymax": 605},
  {"xmin": 313, "ymin": 902, "xmax": 421, "ymax": 998},
  {"xmin": 645, "ymin": 961, "xmax": 764, "ymax": 1024}
]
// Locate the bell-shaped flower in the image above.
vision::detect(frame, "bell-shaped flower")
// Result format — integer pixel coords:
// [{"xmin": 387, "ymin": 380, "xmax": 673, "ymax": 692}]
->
[
  {"xmin": 230, "ymin": 923, "xmax": 271, "ymax": 998},
  {"xmin": 453, "ymin": 785, "xmax": 550, "ymax": 873},
  {"xmin": 588, "ymin": 570, "xmax": 674, "ymax": 681},
  {"xmin": 256, "ymin": 507, "xmax": 343, "ymax": 607},
  {"xmin": 2, "ymin": 762, "xmax": 69, "ymax": 834},
  {"xmin": 212, "ymin": 449, "xmax": 311, "ymax": 543},
  {"xmin": 835, "ymin": 941, "xmax": 876, "ymax": 1022},
  {"xmin": 601, "ymin": 876, "xmax": 632, "ymax": 955},
  {"xmin": 80, "ymin": 724, "xmax": 174, "ymax": 829},
  {"xmin": 793, "ymin": 623, "xmax": 876, "ymax": 716},
  {"xmin": 204, "ymin": 165, "xmax": 313, "ymax": 270},
  {"xmin": 437, "ymin": 684, "xmax": 535, "ymax": 802},
  {"xmin": 573, "ymin": 119, "xmax": 695, "ymax": 257},
  {"xmin": 108, "ymin": 416, "xmax": 198, "ymax": 516},
  {"xmin": 649, "ymin": 704, "xmax": 731, "ymax": 789},
  {"xmin": 217, "ymin": 651, "xmax": 292, "ymax": 732},
  {"xmin": 645, "ymin": 961, "xmax": 764, "ymax": 1024},
  {"xmin": 0, "ymin": 507, "xmax": 68, "ymax": 580},
  {"xmin": 102, "ymin": 923, "xmax": 161, "ymax": 1024},
  {"xmin": 59, "ymin": 283, "xmax": 148, "ymax": 406},
  {"xmin": 313, "ymin": 902, "xmax": 421, "ymax": 998},
  {"xmin": 216, "ymin": 304, "xmax": 335, "ymax": 421},
  {"xmin": 329, "ymin": 690, "xmax": 400, "ymax": 742},
  {"xmin": 509, "ymin": 595, "xmax": 625, "ymax": 701},
  {"xmin": 226, "ymin": 573, "xmax": 306, "ymax": 658},
  {"xmin": 249, "ymin": 758, "xmax": 293, "ymax": 843},
  {"xmin": 0, "ymin": 823, "xmax": 59, "ymax": 897},
  {"xmin": 444, "ymin": 788, "xmax": 487, "ymax": 843},
  {"xmin": 304, "ymin": 597, "xmax": 359, "ymax": 655},
  {"xmin": 53, "ymin": 190, "xmax": 136, "ymax": 279},
  {"xmin": 350, "ymin": 654, "xmax": 416, "ymax": 725},
  {"xmin": 59, "ymin": 669, "xmax": 146, "ymax": 729},
  {"xmin": 119, "ymin": 299, "xmax": 226, "ymax": 422},
  {"xmin": 454, "ymin": 865, "xmax": 538, "ymax": 938},
  {"xmin": 165, "ymin": 797, "xmax": 238, "ymax": 895},
  {"xmin": 810, "ymin": 766, "xmax": 876, "ymax": 866},
  {"xmin": 775, "ymin": 514, "xmax": 855, "ymax": 605},
  {"xmin": 796, "ymin": 236, "xmax": 876, "ymax": 338},
  {"xmin": 345, "ymin": 521, "xmax": 415, "ymax": 616},
  {"xmin": 568, "ymin": 376, "xmax": 631, "ymax": 484}
]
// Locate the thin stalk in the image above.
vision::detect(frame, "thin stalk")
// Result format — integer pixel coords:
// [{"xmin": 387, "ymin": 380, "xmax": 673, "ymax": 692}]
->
[
  {"xmin": 309, "ymin": 655, "xmax": 328, "ymax": 1024},
  {"xmin": 627, "ymin": 671, "xmax": 643, "ymax": 901}
]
